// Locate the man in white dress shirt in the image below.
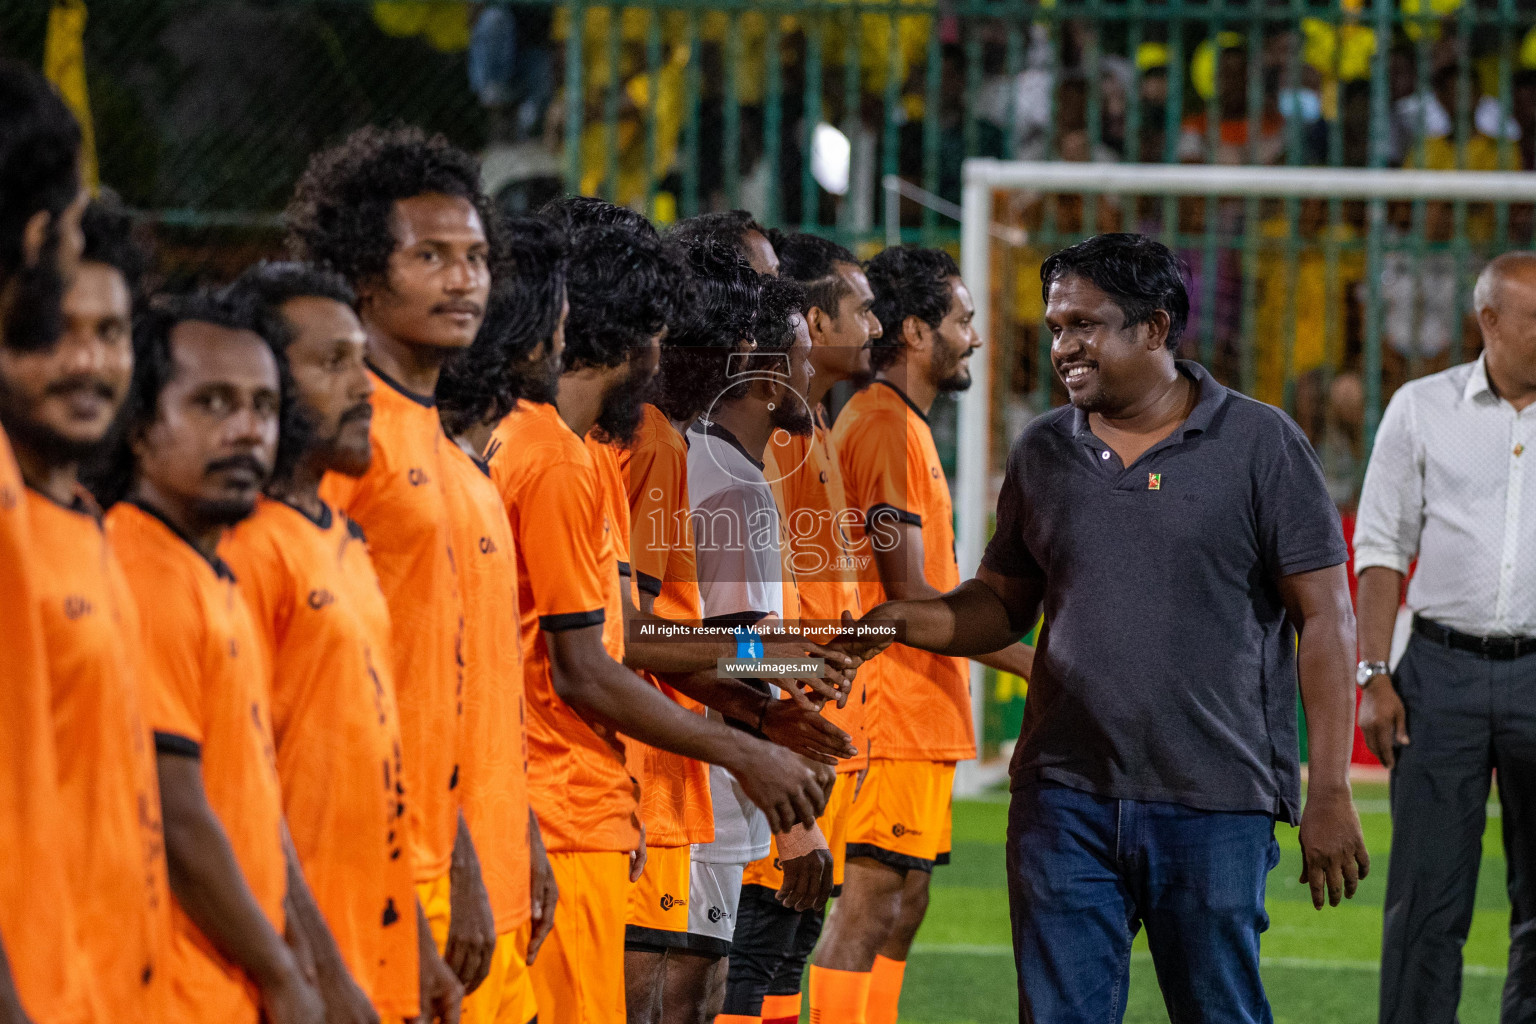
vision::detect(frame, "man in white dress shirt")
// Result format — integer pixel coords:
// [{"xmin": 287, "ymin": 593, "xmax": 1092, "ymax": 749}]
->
[{"xmin": 1355, "ymin": 250, "xmax": 1536, "ymax": 1024}]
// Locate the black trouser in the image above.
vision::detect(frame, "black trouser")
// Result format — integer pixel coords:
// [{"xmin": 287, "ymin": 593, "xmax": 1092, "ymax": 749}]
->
[
  {"xmin": 1380, "ymin": 633, "xmax": 1536, "ymax": 1024},
  {"xmin": 722, "ymin": 884, "xmax": 824, "ymax": 1015}
]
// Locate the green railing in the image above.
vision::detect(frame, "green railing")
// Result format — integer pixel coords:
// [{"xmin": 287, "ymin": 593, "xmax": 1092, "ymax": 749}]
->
[{"xmin": 6, "ymin": 0, "xmax": 1534, "ymax": 465}]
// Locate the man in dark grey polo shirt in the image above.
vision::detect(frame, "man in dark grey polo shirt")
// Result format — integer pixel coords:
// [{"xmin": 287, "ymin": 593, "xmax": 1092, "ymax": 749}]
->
[{"xmin": 843, "ymin": 233, "xmax": 1370, "ymax": 1023}]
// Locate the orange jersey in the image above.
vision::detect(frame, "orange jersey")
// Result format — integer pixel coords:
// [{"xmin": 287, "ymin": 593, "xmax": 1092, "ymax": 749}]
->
[
  {"xmin": 486, "ymin": 402, "xmax": 639, "ymax": 855},
  {"xmin": 28, "ymin": 491, "xmax": 170, "ymax": 1023},
  {"xmin": 832, "ymin": 381, "xmax": 974, "ymax": 761},
  {"xmin": 611, "ymin": 408, "xmax": 713, "ymax": 848},
  {"xmin": 106, "ymin": 502, "xmax": 286, "ymax": 1023},
  {"xmin": 440, "ymin": 444, "xmax": 532, "ymax": 934},
  {"xmin": 219, "ymin": 498, "xmax": 419, "ymax": 1016},
  {"xmin": 321, "ymin": 368, "xmax": 464, "ymax": 881},
  {"xmin": 0, "ymin": 433, "xmax": 90, "ymax": 1024},
  {"xmin": 766, "ymin": 409, "xmax": 867, "ymax": 771}
]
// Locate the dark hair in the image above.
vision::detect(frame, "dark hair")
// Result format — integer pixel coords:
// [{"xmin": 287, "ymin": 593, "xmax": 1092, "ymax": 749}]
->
[
  {"xmin": 668, "ymin": 211, "xmax": 765, "ymax": 259},
  {"xmin": 864, "ymin": 246, "xmax": 960, "ymax": 371},
  {"xmin": 541, "ymin": 195, "xmax": 658, "ymax": 238},
  {"xmin": 285, "ymin": 126, "xmax": 495, "ymax": 289},
  {"xmin": 226, "ymin": 261, "xmax": 355, "ymax": 354},
  {"xmin": 730, "ymin": 275, "xmax": 806, "ymax": 404},
  {"xmin": 437, "ymin": 215, "xmax": 570, "ymax": 434},
  {"xmin": 563, "ymin": 223, "xmax": 685, "ymax": 372},
  {"xmin": 1039, "ymin": 233, "xmax": 1190, "ymax": 348},
  {"xmin": 653, "ymin": 239, "xmax": 762, "ymax": 422},
  {"xmin": 0, "ymin": 61, "xmax": 81, "ymax": 288},
  {"xmin": 79, "ymin": 198, "xmax": 148, "ymax": 302},
  {"xmin": 88, "ymin": 289, "xmax": 309, "ymax": 507},
  {"xmin": 773, "ymin": 232, "xmax": 857, "ymax": 316}
]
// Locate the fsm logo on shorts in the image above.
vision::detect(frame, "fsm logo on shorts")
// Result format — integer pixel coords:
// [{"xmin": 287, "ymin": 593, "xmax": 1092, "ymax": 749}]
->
[
  {"xmin": 659, "ymin": 893, "xmax": 687, "ymax": 911},
  {"xmin": 707, "ymin": 906, "xmax": 726, "ymax": 923},
  {"xmin": 891, "ymin": 823, "xmax": 923, "ymax": 838}
]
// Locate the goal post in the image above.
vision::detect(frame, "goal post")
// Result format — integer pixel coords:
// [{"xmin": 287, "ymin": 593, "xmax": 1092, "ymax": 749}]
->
[{"xmin": 952, "ymin": 159, "xmax": 1536, "ymax": 797}]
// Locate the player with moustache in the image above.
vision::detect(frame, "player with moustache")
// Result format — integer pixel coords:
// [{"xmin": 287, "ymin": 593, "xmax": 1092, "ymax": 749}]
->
[
  {"xmin": 287, "ymin": 127, "xmax": 498, "ymax": 998},
  {"xmin": 96, "ymin": 290, "xmax": 329, "ymax": 1024},
  {"xmin": 0, "ymin": 199, "xmax": 171, "ymax": 1024},
  {"xmin": 220, "ymin": 261, "xmax": 464, "ymax": 1024},
  {"xmin": 0, "ymin": 60, "xmax": 92, "ymax": 1024}
]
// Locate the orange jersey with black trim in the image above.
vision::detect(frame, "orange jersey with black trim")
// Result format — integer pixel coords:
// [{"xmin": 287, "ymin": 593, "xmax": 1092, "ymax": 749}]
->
[
  {"xmin": 440, "ymin": 444, "xmax": 531, "ymax": 933},
  {"xmin": 613, "ymin": 406, "xmax": 713, "ymax": 847},
  {"xmin": 766, "ymin": 409, "xmax": 867, "ymax": 771},
  {"xmin": 106, "ymin": 502, "xmax": 286, "ymax": 1022},
  {"xmin": 0, "ymin": 433, "xmax": 90, "ymax": 1024},
  {"xmin": 486, "ymin": 402, "xmax": 639, "ymax": 855},
  {"xmin": 321, "ymin": 368, "xmax": 464, "ymax": 881},
  {"xmin": 219, "ymin": 498, "xmax": 419, "ymax": 1016},
  {"xmin": 832, "ymin": 381, "xmax": 974, "ymax": 761},
  {"xmin": 28, "ymin": 491, "xmax": 170, "ymax": 1023}
]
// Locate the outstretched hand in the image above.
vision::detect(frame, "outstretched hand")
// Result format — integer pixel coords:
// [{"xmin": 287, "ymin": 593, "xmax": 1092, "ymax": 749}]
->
[{"xmin": 827, "ymin": 608, "xmax": 899, "ymax": 663}]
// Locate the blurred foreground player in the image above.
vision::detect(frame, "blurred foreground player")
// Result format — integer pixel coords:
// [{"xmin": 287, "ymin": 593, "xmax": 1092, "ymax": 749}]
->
[
  {"xmin": 288, "ymin": 126, "xmax": 496, "ymax": 997},
  {"xmin": 0, "ymin": 200, "xmax": 171, "ymax": 1022},
  {"xmin": 484, "ymin": 223, "xmax": 830, "ymax": 1024},
  {"xmin": 818, "ymin": 247, "xmax": 1033, "ymax": 1024},
  {"xmin": 102, "ymin": 292, "xmax": 323, "ymax": 1024},
  {"xmin": 220, "ymin": 262, "xmax": 460, "ymax": 1023},
  {"xmin": 0, "ymin": 59, "xmax": 91, "ymax": 1024}
]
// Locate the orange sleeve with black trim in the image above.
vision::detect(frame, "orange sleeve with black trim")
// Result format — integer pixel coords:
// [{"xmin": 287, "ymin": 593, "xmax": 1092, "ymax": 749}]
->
[
  {"xmin": 520, "ymin": 459, "xmax": 610, "ymax": 632},
  {"xmin": 839, "ymin": 409, "xmax": 918, "ymax": 526}
]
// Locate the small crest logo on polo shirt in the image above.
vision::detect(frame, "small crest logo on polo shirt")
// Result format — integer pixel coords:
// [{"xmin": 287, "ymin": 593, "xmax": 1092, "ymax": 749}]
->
[{"xmin": 1148, "ymin": 473, "xmax": 1162, "ymax": 491}]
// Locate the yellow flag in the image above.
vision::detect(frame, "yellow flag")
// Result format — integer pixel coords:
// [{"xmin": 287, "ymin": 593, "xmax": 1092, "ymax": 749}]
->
[{"xmin": 43, "ymin": 0, "xmax": 97, "ymax": 192}]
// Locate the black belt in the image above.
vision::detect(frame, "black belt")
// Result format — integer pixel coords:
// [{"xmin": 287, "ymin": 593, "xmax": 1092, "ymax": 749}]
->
[{"xmin": 1412, "ymin": 615, "xmax": 1536, "ymax": 661}]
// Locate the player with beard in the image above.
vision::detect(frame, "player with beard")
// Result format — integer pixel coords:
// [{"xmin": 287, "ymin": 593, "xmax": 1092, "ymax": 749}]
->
[
  {"xmin": 0, "ymin": 60, "xmax": 91, "ymax": 1024},
  {"xmin": 730, "ymin": 232, "xmax": 884, "ymax": 1024},
  {"xmin": 681, "ymin": 268, "xmax": 828, "ymax": 1024},
  {"xmin": 0, "ymin": 199, "xmax": 170, "ymax": 1023},
  {"xmin": 483, "ymin": 224, "xmax": 829, "ymax": 1024},
  {"xmin": 668, "ymin": 212, "xmax": 780, "ymax": 277},
  {"xmin": 100, "ymin": 291, "xmax": 325, "ymax": 1024},
  {"xmin": 218, "ymin": 262, "xmax": 465, "ymax": 1024},
  {"xmin": 816, "ymin": 248, "xmax": 1033, "ymax": 1024},
  {"xmin": 286, "ymin": 127, "xmax": 498, "ymax": 998},
  {"xmin": 618, "ymin": 240, "xmax": 856, "ymax": 1024}
]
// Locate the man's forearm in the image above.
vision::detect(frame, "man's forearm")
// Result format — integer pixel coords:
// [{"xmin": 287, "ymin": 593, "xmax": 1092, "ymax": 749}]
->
[
  {"xmin": 281, "ymin": 828, "xmax": 348, "ymax": 981},
  {"xmin": 165, "ymin": 805, "xmax": 297, "ymax": 988},
  {"xmin": 1356, "ymin": 567, "xmax": 1404, "ymax": 666},
  {"xmin": 886, "ymin": 580, "xmax": 1026, "ymax": 657},
  {"xmin": 553, "ymin": 648, "xmax": 762, "ymax": 770},
  {"xmin": 661, "ymin": 670, "xmax": 770, "ymax": 724},
  {"xmin": 1297, "ymin": 607, "xmax": 1359, "ymax": 794},
  {"xmin": 974, "ymin": 642, "xmax": 1035, "ymax": 680}
]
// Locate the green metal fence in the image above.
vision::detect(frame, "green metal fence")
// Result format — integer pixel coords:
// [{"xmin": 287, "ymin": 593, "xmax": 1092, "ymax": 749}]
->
[{"xmin": 5, "ymin": 0, "xmax": 1534, "ymax": 464}]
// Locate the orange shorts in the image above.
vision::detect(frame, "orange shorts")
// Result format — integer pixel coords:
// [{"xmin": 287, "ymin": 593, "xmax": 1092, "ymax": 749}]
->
[
  {"xmin": 625, "ymin": 844, "xmax": 692, "ymax": 947},
  {"xmin": 462, "ymin": 921, "xmax": 537, "ymax": 1024},
  {"xmin": 843, "ymin": 759, "xmax": 955, "ymax": 872},
  {"xmin": 742, "ymin": 769, "xmax": 859, "ymax": 891},
  {"xmin": 529, "ymin": 851, "xmax": 629, "ymax": 1024}
]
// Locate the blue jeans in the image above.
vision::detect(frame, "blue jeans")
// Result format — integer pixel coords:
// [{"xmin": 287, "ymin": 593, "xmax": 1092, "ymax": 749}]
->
[{"xmin": 1006, "ymin": 782, "xmax": 1280, "ymax": 1024}]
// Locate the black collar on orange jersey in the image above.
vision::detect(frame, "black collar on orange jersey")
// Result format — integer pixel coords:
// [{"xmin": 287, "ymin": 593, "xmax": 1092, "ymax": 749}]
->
[
  {"xmin": 366, "ymin": 359, "xmax": 437, "ymax": 408},
  {"xmin": 873, "ymin": 379, "xmax": 929, "ymax": 425},
  {"xmin": 126, "ymin": 498, "xmax": 237, "ymax": 580}
]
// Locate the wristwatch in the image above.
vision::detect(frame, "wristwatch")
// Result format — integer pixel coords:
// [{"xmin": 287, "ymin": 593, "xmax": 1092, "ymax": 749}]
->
[{"xmin": 1356, "ymin": 660, "xmax": 1390, "ymax": 689}]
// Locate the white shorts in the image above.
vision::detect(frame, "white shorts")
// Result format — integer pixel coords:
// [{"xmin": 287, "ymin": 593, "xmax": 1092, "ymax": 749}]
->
[{"xmin": 685, "ymin": 858, "xmax": 747, "ymax": 957}]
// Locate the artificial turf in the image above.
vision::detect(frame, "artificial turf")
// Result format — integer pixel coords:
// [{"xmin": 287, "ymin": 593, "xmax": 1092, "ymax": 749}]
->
[{"xmin": 840, "ymin": 782, "xmax": 1514, "ymax": 1023}]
